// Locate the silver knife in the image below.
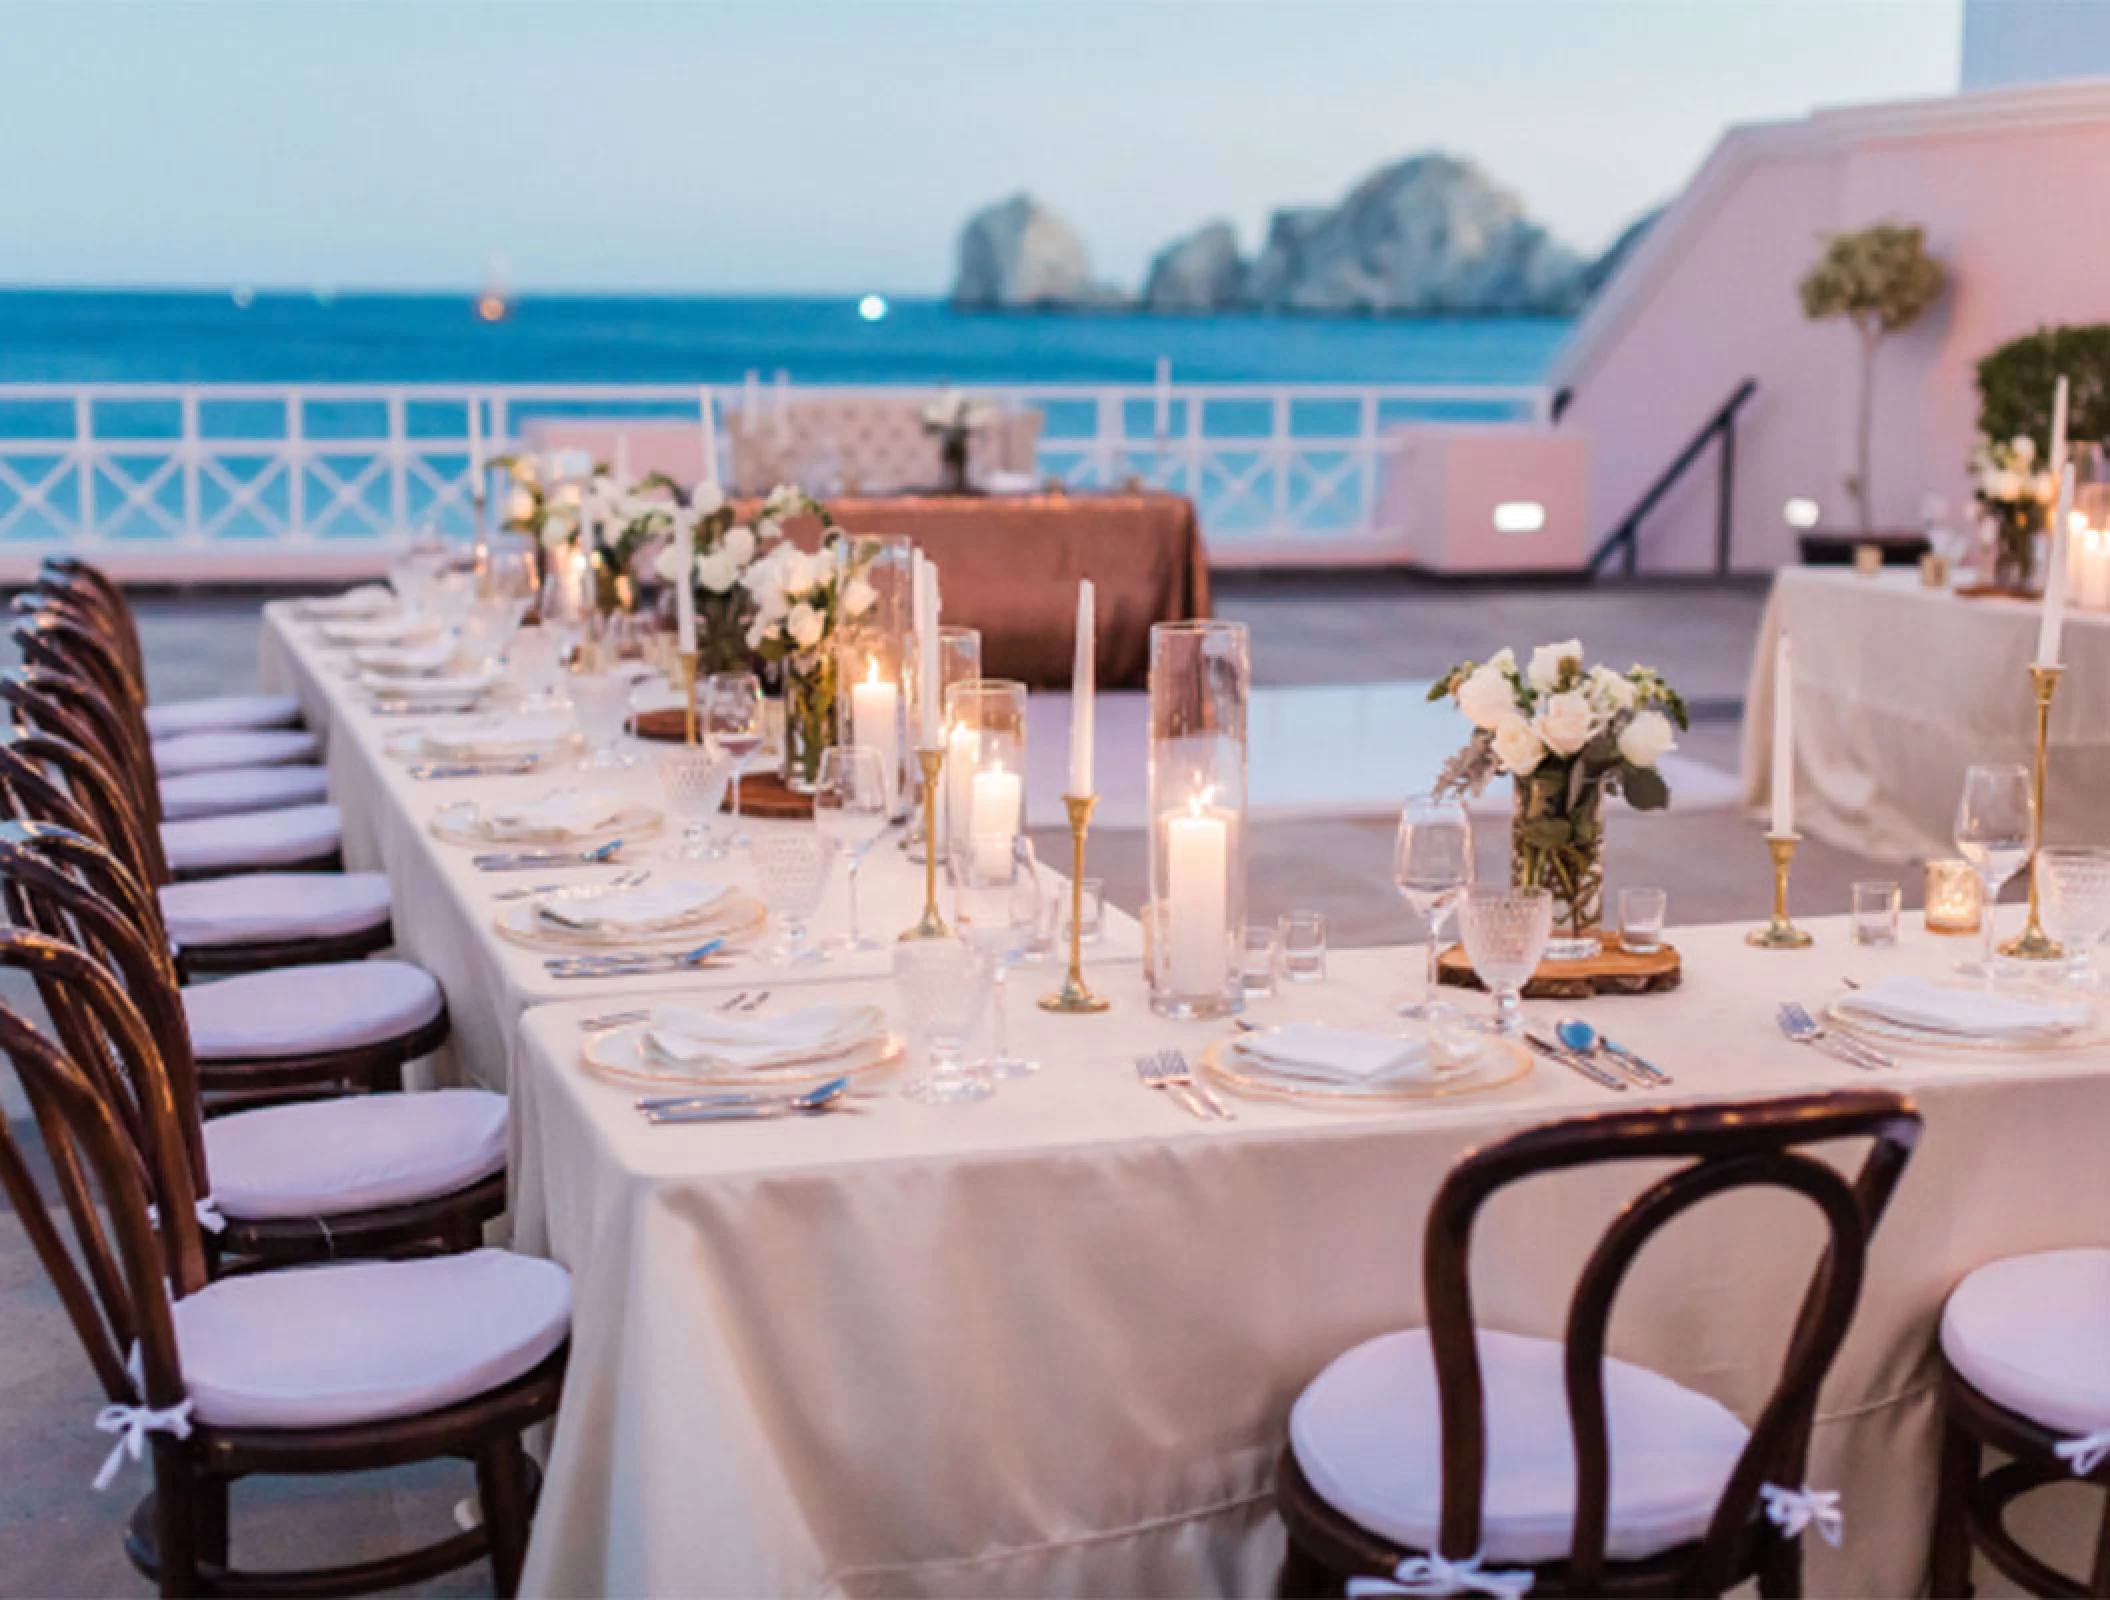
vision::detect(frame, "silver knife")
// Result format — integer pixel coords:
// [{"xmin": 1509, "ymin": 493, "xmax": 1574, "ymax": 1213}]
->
[
  {"xmin": 1597, "ymin": 1034, "xmax": 1673, "ymax": 1087},
  {"xmin": 1524, "ymin": 1030, "xmax": 1629, "ymax": 1092}
]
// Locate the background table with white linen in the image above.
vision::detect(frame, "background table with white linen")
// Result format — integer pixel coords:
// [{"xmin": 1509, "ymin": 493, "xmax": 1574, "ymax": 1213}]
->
[
  {"xmin": 1739, "ymin": 567, "xmax": 2110, "ymax": 861},
  {"xmin": 508, "ymin": 917, "xmax": 2110, "ymax": 1598},
  {"xmin": 255, "ymin": 604, "xmax": 1143, "ymax": 1090}
]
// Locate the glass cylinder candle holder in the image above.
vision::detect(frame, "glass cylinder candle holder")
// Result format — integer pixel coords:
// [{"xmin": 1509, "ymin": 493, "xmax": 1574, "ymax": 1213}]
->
[
  {"xmin": 835, "ymin": 536, "xmax": 913, "ymax": 818},
  {"xmin": 1145, "ymin": 620, "xmax": 1250, "ymax": 1019},
  {"xmin": 944, "ymin": 679, "xmax": 1028, "ymax": 877},
  {"xmin": 908, "ymin": 625, "xmax": 982, "ymax": 847},
  {"xmin": 1925, "ymin": 858, "xmax": 1983, "ymax": 935}
]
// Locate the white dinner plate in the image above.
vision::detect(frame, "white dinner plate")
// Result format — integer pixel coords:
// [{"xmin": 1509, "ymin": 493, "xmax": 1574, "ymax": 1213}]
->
[
  {"xmin": 1823, "ymin": 989, "xmax": 2110, "ymax": 1056},
  {"xmin": 430, "ymin": 799, "xmax": 663, "ymax": 848},
  {"xmin": 383, "ymin": 716, "xmax": 578, "ymax": 764},
  {"xmin": 580, "ymin": 1017, "xmax": 903, "ymax": 1091},
  {"xmin": 493, "ymin": 892, "xmax": 766, "ymax": 952},
  {"xmin": 1199, "ymin": 1031, "xmax": 1532, "ymax": 1107}
]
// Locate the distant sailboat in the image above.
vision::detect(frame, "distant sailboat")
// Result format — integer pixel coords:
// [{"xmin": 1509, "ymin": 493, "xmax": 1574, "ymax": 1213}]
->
[{"xmin": 477, "ymin": 254, "xmax": 512, "ymax": 323}]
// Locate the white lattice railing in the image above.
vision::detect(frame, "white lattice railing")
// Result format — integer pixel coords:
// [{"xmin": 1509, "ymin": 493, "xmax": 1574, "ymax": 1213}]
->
[{"xmin": 0, "ymin": 380, "xmax": 1547, "ymax": 577}]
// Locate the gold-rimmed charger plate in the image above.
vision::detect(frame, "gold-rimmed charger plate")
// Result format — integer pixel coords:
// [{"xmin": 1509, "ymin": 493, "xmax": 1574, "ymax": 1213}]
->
[
  {"xmin": 384, "ymin": 720, "xmax": 578, "ymax": 765},
  {"xmin": 580, "ymin": 1019, "xmax": 904, "ymax": 1091},
  {"xmin": 1199, "ymin": 1031, "xmax": 1534, "ymax": 1108},
  {"xmin": 1823, "ymin": 990, "xmax": 2109, "ymax": 1056},
  {"xmin": 494, "ymin": 893, "xmax": 766, "ymax": 953},
  {"xmin": 430, "ymin": 801, "xmax": 663, "ymax": 848}
]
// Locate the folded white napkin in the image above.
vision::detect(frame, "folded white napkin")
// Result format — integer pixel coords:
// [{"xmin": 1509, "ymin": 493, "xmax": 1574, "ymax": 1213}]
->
[
  {"xmin": 355, "ymin": 640, "xmax": 458, "ymax": 677},
  {"xmin": 420, "ymin": 715, "xmax": 571, "ymax": 760},
  {"xmin": 363, "ymin": 669, "xmax": 494, "ymax": 702},
  {"xmin": 482, "ymin": 789, "xmax": 625, "ymax": 841},
  {"xmin": 1837, "ymin": 976, "xmax": 2093, "ymax": 1042},
  {"xmin": 298, "ymin": 585, "xmax": 397, "ymax": 618},
  {"xmin": 322, "ymin": 615, "xmax": 440, "ymax": 647},
  {"xmin": 1233, "ymin": 1022, "xmax": 1431, "ymax": 1085},
  {"xmin": 643, "ymin": 1002, "xmax": 880, "ymax": 1070},
  {"xmin": 538, "ymin": 881, "xmax": 731, "ymax": 935}
]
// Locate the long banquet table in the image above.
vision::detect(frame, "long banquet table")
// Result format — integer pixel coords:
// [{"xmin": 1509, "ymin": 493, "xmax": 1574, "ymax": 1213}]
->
[
  {"xmin": 1740, "ymin": 566, "xmax": 2110, "ymax": 861},
  {"xmin": 254, "ymin": 604, "xmax": 1143, "ymax": 1091}
]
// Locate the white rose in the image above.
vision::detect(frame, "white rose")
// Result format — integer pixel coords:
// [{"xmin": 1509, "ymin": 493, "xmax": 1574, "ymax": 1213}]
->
[
  {"xmin": 842, "ymin": 577, "xmax": 878, "ymax": 617},
  {"xmin": 696, "ymin": 550, "xmax": 741, "ymax": 594},
  {"xmin": 1992, "ymin": 469, "xmax": 2024, "ymax": 500},
  {"xmin": 722, "ymin": 523, "xmax": 756, "ymax": 566},
  {"xmin": 2033, "ymin": 472, "xmax": 2057, "ymax": 503},
  {"xmin": 764, "ymin": 484, "xmax": 801, "ymax": 517},
  {"xmin": 554, "ymin": 482, "xmax": 583, "ymax": 510},
  {"xmin": 1455, "ymin": 663, "xmax": 1519, "ymax": 730},
  {"xmin": 1490, "ymin": 713, "xmax": 1544, "ymax": 777},
  {"xmin": 1534, "ymin": 689, "xmax": 1596, "ymax": 756},
  {"xmin": 508, "ymin": 456, "xmax": 539, "ymax": 486},
  {"xmin": 779, "ymin": 550, "xmax": 818, "ymax": 596},
  {"xmin": 653, "ymin": 541, "xmax": 686, "ymax": 583},
  {"xmin": 1486, "ymin": 646, "xmax": 1516, "ymax": 673},
  {"xmin": 745, "ymin": 619, "xmax": 769, "ymax": 651},
  {"xmin": 2012, "ymin": 434, "xmax": 2037, "ymax": 464},
  {"xmin": 505, "ymin": 486, "xmax": 535, "ymax": 523},
  {"xmin": 754, "ymin": 516, "xmax": 783, "ymax": 546},
  {"xmin": 1527, "ymin": 639, "xmax": 1584, "ymax": 694},
  {"xmin": 1617, "ymin": 708, "xmax": 1677, "ymax": 768},
  {"xmin": 1586, "ymin": 664, "xmax": 1637, "ymax": 712},
  {"xmin": 691, "ymin": 480, "xmax": 726, "ymax": 516},
  {"xmin": 786, "ymin": 602, "xmax": 824, "ymax": 650}
]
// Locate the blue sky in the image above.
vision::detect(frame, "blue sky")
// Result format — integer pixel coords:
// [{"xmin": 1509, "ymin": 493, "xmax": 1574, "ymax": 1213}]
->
[{"xmin": 3, "ymin": 0, "xmax": 1963, "ymax": 294}]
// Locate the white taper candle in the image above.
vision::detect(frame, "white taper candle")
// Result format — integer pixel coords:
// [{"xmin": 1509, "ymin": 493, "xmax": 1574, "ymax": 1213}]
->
[
  {"xmin": 1770, "ymin": 630, "xmax": 1794, "ymax": 837},
  {"xmin": 1068, "ymin": 580, "xmax": 1095, "ymax": 796}
]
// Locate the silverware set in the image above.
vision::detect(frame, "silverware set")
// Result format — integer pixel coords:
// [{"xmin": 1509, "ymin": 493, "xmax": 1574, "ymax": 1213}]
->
[
  {"xmin": 1553, "ymin": 1018, "xmax": 1674, "ymax": 1088},
  {"xmin": 1134, "ymin": 1048, "xmax": 1234, "ymax": 1122},
  {"xmin": 1523, "ymin": 1029, "xmax": 1631, "ymax": 1092},
  {"xmin": 545, "ymin": 938, "xmax": 730, "ymax": 980},
  {"xmin": 407, "ymin": 757, "xmax": 542, "ymax": 780},
  {"xmin": 637, "ymin": 1076, "xmax": 855, "ymax": 1125},
  {"xmin": 579, "ymin": 990, "xmax": 768, "ymax": 1032},
  {"xmin": 473, "ymin": 839, "xmax": 626, "ymax": 872},
  {"xmin": 1776, "ymin": 1001, "xmax": 1894, "ymax": 1070},
  {"xmin": 496, "ymin": 868, "xmax": 650, "ymax": 904}
]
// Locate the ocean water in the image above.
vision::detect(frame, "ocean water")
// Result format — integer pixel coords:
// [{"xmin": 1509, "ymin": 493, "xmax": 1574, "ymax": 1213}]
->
[{"xmin": 0, "ymin": 291, "xmax": 1570, "ymax": 387}]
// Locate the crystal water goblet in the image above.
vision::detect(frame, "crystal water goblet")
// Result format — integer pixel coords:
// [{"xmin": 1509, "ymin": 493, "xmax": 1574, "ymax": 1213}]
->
[
  {"xmin": 2036, "ymin": 846, "xmax": 2110, "ymax": 988},
  {"xmin": 1458, "ymin": 886, "xmax": 1553, "ymax": 1038},
  {"xmin": 656, "ymin": 747, "xmax": 733, "ymax": 861},
  {"xmin": 1955, "ymin": 762, "xmax": 2034, "ymax": 982},
  {"xmin": 749, "ymin": 830, "xmax": 836, "ymax": 966},
  {"xmin": 705, "ymin": 672, "xmax": 764, "ymax": 839},
  {"xmin": 1394, "ymin": 792, "xmax": 1474, "ymax": 1016},
  {"xmin": 893, "ymin": 937, "xmax": 994, "ymax": 1105},
  {"xmin": 949, "ymin": 835, "xmax": 1044, "ymax": 1079},
  {"xmin": 507, "ymin": 624, "xmax": 563, "ymax": 708},
  {"xmin": 813, "ymin": 745, "xmax": 891, "ymax": 954},
  {"xmin": 570, "ymin": 674, "xmax": 637, "ymax": 770}
]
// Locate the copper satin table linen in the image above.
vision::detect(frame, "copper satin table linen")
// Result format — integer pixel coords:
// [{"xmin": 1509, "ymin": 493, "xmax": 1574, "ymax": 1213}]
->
[{"xmin": 759, "ymin": 491, "xmax": 1210, "ymax": 688}]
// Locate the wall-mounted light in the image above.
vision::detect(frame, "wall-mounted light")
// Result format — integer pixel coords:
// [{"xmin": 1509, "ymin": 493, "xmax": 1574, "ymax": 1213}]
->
[
  {"xmin": 1492, "ymin": 500, "xmax": 1546, "ymax": 534},
  {"xmin": 1784, "ymin": 497, "xmax": 1821, "ymax": 529}
]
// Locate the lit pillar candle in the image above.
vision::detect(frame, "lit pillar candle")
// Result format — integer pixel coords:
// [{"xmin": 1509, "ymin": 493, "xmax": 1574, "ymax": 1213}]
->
[
  {"xmin": 945, "ymin": 720, "xmax": 978, "ymax": 855},
  {"xmin": 1068, "ymin": 579, "xmax": 1095, "ymax": 796},
  {"xmin": 970, "ymin": 759, "xmax": 1023, "ymax": 876},
  {"xmin": 698, "ymin": 385, "xmax": 718, "ymax": 485},
  {"xmin": 1166, "ymin": 792, "xmax": 1230, "ymax": 996},
  {"xmin": 1770, "ymin": 630, "xmax": 1794, "ymax": 837},
  {"xmin": 850, "ymin": 660, "xmax": 901, "ymax": 807}
]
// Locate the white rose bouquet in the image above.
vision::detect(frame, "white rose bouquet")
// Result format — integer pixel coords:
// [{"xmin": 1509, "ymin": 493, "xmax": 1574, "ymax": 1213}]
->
[
  {"xmin": 1970, "ymin": 432, "xmax": 2057, "ymax": 589},
  {"xmin": 920, "ymin": 388, "xmax": 995, "ymax": 494},
  {"xmin": 491, "ymin": 453, "xmax": 593, "ymax": 553},
  {"xmin": 1430, "ymin": 641, "xmax": 1688, "ymax": 953}
]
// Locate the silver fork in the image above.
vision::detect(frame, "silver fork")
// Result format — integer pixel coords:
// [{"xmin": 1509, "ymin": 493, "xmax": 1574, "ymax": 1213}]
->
[
  {"xmin": 1135, "ymin": 1053, "xmax": 1211, "ymax": 1121},
  {"xmin": 1160, "ymin": 1047, "xmax": 1234, "ymax": 1120},
  {"xmin": 579, "ymin": 988, "xmax": 755, "ymax": 1034},
  {"xmin": 1776, "ymin": 1002, "xmax": 1893, "ymax": 1070}
]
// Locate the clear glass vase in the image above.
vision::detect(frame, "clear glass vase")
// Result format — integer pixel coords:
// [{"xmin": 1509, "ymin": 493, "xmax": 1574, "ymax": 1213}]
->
[
  {"xmin": 1511, "ymin": 772, "xmax": 1604, "ymax": 962},
  {"xmin": 781, "ymin": 652, "xmax": 838, "ymax": 794}
]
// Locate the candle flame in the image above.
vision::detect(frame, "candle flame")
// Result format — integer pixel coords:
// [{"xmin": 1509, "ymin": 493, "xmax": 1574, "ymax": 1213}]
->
[
  {"xmin": 1188, "ymin": 785, "xmax": 1216, "ymax": 817},
  {"xmin": 865, "ymin": 659, "xmax": 883, "ymax": 686}
]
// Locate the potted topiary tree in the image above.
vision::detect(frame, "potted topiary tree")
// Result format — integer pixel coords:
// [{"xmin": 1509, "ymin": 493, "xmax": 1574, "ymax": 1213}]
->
[
  {"xmin": 1797, "ymin": 223, "xmax": 1947, "ymax": 551},
  {"xmin": 1973, "ymin": 324, "xmax": 2110, "ymax": 588}
]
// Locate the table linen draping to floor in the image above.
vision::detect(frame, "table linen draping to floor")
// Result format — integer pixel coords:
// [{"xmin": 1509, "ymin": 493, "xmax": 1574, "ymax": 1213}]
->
[{"xmin": 1740, "ymin": 567, "xmax": 2110, "ymax": 861}]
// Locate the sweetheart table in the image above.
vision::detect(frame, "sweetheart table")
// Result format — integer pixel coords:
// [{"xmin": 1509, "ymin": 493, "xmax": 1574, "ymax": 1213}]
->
[
  {"xmin": 505, "ymin": 918, "xmax": 2110, "ymax": 1598},
  {"xmin": 254, "ymin": 604, "xmax": 1143, "ymax": 1091}
]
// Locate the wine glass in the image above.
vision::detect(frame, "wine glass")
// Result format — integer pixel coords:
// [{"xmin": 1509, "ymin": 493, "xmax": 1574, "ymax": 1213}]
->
[
  {"xmin": 1394, "ymin": 793, "xmax": 1474, "ymax": 1016},
  {"xmin": 813, "ymin": 745, "xmax": 891, "ymax": 954},
  {"xmin": 656, "ymin": 747, "xmax": 734, "ymax": 861},
  {"xmin": 2035, "ymin": 846, "xmax": 2110, "ymax": 988},
  {"xmin": 892, "ymin": 937, "xmax": 994, "ymax": 1105},
  {"xmin": 1458, "ymin": 887, "xmax": 1553, "ymax": 1038},
  {"xmin": 749, "ymin": 830, "xmax": 836, "ymax": 966},
  {"xmin": 570, "ymin": 674, "xmax": 637, "ymax": 770},
  {"xmin": 1955, "ymin": 762, "xmax": 2035, "ymax": 982},
  {"xmin": 949, "ymin": 835, "xmax": 1044, "ymax": 1079},
  {"xmin": 539, "ymin": 547, "xmax": 595, "ymax": 667},
  {"xmin": 480, "ymin": 544, "xmax": 538, "ymax": 618},
  {"xmin": 507, "ymin": 624, "xmax": 564, "ymax": 709},
  {"xmin": 705, "ymin": 672, "xmax": 764, "ymax": 840}
]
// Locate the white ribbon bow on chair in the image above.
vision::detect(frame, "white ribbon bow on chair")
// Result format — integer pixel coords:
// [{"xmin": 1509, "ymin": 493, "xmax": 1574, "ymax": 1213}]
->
[
  {"xmin": 1760, "ymin": 1483, "xmax": 1844, "ymax": 1547},
  {"xmin": 1347, "ymin": 1552, "xmax": 1535, "ymax": 1598},
  {"xmin": 92, "ymin": 1397, "xmax": 194, "ymax": 1491},
  {"xmin": 2055, "ymin": 1430, "xmax": 2110, "ymax": 1476}
]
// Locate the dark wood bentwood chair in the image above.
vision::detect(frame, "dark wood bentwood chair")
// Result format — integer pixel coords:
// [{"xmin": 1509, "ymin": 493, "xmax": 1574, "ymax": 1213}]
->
[
  {"xmin": 0, "ymin": 819, "xmax": 504, "ymax": 1269},
  {"xmin": 1931, "ymin": 1246, "xmax": 2110, "ymax": 1596},
  {"xmin": 1276, "ymin": 1089, "xmax": 1921, "ymax": 1599},
  {"xmin": 0, "ymin": 928, "xmax": 566, "ymax": 1597}
]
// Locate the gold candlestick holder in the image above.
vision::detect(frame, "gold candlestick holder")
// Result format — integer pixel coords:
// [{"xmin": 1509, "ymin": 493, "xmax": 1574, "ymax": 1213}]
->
[
  {"xmin": 2001, "ymin": 661, "xmax": 2066, "ymax": 960},
  {"xmin": 901, "ymin": 745, "xmax": 949, "ymax": 940},
  {"xmin": 1040, "ymin": 793, "xmax": 1111, "ymax": 1013},
  {"xmin": 1748, "ymin": 832, "xmax": 1814, "ymax": 949},
  {"xmin": 677, "ymin": 649, "xmax": 700, "ymax": 746}
]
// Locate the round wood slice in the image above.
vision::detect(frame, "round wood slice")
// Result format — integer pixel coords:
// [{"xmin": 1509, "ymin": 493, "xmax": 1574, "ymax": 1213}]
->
[
  {"xmin": 1953, "ymin": 583, "xmax": 2039, "ymax": 601},
  {"xmin": 1437, "ymin": 935, "xmax": 1681, "ymax": 1000},
  {"xmin": 630, "ymin": 707, "xmax": 695, "ymax": 744}
]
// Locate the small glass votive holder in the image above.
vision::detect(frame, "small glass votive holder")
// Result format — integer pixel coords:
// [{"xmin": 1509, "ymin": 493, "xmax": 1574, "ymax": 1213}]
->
[
  {"xmin": 1852, "ymin": 543, "xmax": 1884, "ymax": 576},
  {"xmin": 1617, "ymin": 887, "xmax": 1667, "ymax": 953},
  {"xmin": 1241, "ymin": 926, "xmax": 1280, "ymax": 998},
  {"xmin": 1279, "ymin": 910, "xmax": 1328, "ymax": 981},
  {"xmin": 1851, "ymin": 880, "xmax": 1902, "ymax": 946},
  {"xmin": 1926, "ymin": 858, "xmax": 1983, "ymax": 935},
  {"xmin": 1060, "ymin": 876, "xmax": 1106, "ymax": 945}
]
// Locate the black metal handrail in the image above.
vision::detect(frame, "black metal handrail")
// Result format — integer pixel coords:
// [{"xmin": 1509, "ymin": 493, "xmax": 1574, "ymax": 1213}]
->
[{"xmin": 1587, "ymin": 378, "xmax": 1758, "ymax": 577}]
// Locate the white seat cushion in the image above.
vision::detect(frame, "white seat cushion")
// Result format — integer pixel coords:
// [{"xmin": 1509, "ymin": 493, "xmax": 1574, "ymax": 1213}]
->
[
  {"xmin": 154, "ymin": 728, "xmax": 320, "ymax": 777},
  {"xmin": 183, "ymin": 959, "xmax": 444, "ymax": 1061},
  {"xmin": 1290, "ymin": 1328, "xmax": 1750, "ymax": 1566},
  {"xmin": 160, "ymin": 871, "xmax": 392, "ymax": 949},
  {"xmin": 145, "ymin": 694, "xmax": 301, "ymax": 740},
  {"xmin": 172, "ymin": 1248, "xmax": 569, "ymax": 1430},
  {"xmin": 163, "ymin": 804, "xmax": 342, "ymax": 875},
  {"xmin": 1942, "ymin": 1248, "xmax": 2110, "ymax": 1436},
  {"xmin": 205, "ymin": 1090, "xmax": 506, "ymax": 1220},
  {"xmin": 160, "ymin": 764, "xmax": 331, "ymax": 821}
]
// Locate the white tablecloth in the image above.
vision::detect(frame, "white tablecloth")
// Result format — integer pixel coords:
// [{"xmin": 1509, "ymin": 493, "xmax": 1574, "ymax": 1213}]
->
[
  {"xmin": 255, "ymin": 604, "xmax": 1142, "ymax": 1091},
  {"xmin": 507, "ymin": 917, "xmax": 2110, "ymax": 1598},
  {"xmin": 1739, "ymin": 567, "xmax": 2110, "ymax": 861}
]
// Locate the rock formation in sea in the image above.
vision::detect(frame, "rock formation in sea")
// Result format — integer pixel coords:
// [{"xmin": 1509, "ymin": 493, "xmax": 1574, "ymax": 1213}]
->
[
  {"xmin": 1140, "ymin": 221, "xmax": 1246, "ymax": 314},
  {"xmin": 951, "ymin": 194, "xmax": 1130, "ymax": 311}
]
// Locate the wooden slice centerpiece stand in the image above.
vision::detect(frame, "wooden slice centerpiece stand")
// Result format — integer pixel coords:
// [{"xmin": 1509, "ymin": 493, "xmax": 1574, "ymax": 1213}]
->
[{"xmin": 1437, "ymin": 933, "xmax": 1681, "ymax": 1000}]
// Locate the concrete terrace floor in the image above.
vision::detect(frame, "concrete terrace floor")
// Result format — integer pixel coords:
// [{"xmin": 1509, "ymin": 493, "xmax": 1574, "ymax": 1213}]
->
[{"xmin": 0, "ymin": 576, "xmax": 1917, "ymax": 1598}]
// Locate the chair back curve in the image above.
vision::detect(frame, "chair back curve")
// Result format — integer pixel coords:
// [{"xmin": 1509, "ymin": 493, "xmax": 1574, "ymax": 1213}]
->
[{"xmin": 1421, "ymin": 1088, "xmax": 1921, "ymax": 1593}]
